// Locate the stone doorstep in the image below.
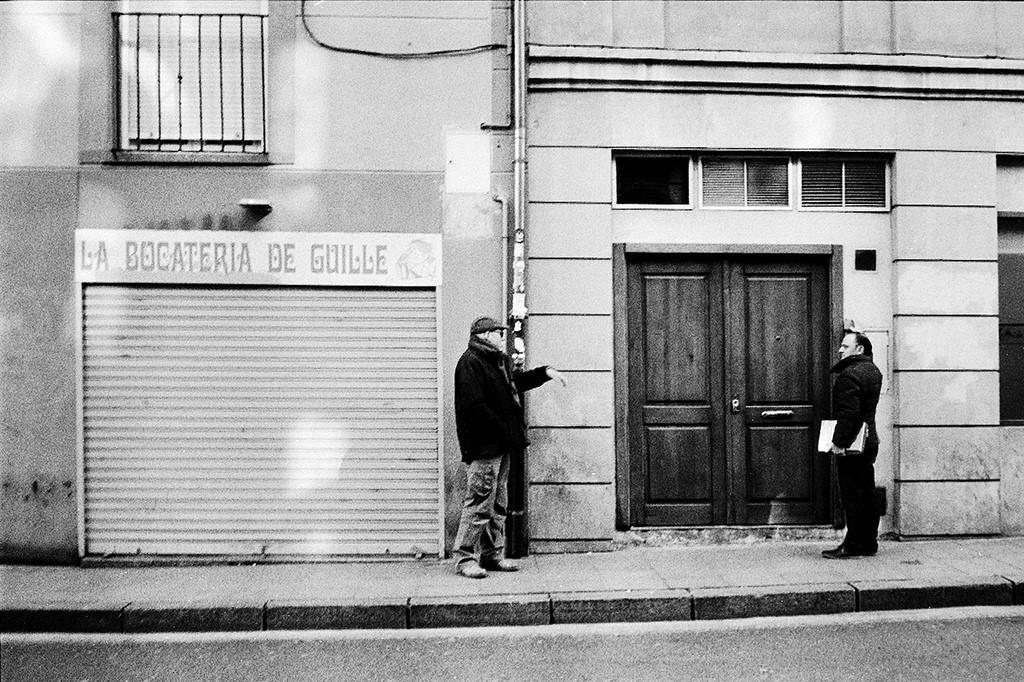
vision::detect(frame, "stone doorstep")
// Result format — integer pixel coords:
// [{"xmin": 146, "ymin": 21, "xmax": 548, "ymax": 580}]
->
[
  {"xmin": 851, "ymin": 576, "xmax": 1016, "ymax": 612},
  {"xmin": 408, "ymin": 593, "xmax": 550, "ymax": 629},
  {"xmin": 121, "ymin": 601, "xmax": 264, "ymax": 633},
  {"xmin": 265, "ymin": 598, "xmax": 408, "ymax": 630},
  {"xmin": 691, "ymin": 583, "xmax": 857, "ymax": 621},
  {"xmin": 550, "ymin": 589, "xmax": 691, "ymax": 624},
  {"xmin": 0, "ymin": 603, "xmax": 128, "ymax": 633}
]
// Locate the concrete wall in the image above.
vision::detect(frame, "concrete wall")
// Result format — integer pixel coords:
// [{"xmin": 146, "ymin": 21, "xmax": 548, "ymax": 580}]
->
[
  {"xmin": 522, "ymin": 0, "xmax": 1024, "ymax": 542},
  {"xmin": 527, "ymin": 0, "xmax": 1024, "ymax": 59},
  {"xmin": 526, "ymin": 91, "xmax": 1024, "ymax": 156},
  {"xmin": 0, "ymin": 1, "xmax": 82, "ymax": 563},
  {"xmin": 0, "ymin": 1, "xmax": 80, "ymax": 167},
  {"xmin": 0, "ymin": 0, "xmax": 508, "ymax": 562},
  {"xmin": 890, "ymin": 153, "xmax": 1000, "ymax": 536},
  {"xmin": 0, "ymin": 170, "xmax": 80, "ymax": 562},
  {"xmin": 6, "ymin": 0, "xmax": 1024, "ymax": 561},
  {"xmin": 524, "ymin": 128, "xmax": 895, "ymax": 547}
]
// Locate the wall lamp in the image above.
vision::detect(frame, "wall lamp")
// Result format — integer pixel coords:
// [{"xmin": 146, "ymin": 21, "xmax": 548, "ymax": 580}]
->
[{"xmin": 238, "ymin": 198, "xmax": 273, "ymax": 216}]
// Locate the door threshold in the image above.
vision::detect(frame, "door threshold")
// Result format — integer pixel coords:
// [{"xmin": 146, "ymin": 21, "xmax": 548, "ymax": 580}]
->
[{"xmin": 615, "ymin": 525, "xmax": 843, "ymax": 547}]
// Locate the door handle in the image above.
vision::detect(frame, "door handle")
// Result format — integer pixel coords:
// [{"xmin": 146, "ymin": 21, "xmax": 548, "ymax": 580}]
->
[
  {"xmin": 730, "ymin": 398, "xmax": 741, "ymax": 414},
  {"xmin": 761, "ymin": 409, "xmax": 795, "ymax": 419}
]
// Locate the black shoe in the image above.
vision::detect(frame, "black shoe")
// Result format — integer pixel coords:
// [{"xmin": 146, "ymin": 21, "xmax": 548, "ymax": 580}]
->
[{"xmin": 822, "ymin": 545, "xmax": 875, "ymax": 560}]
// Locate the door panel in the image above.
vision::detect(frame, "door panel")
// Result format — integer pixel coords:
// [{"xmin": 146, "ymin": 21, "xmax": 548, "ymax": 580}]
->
[
  {"xmin": 729, "ymin": 260, "xmax": 830, "ymax": 524},
  {"xmin": 643, "ymin": 275, "xmax": 711, "ymax": 402},
  {"xmin": 647, "ymin": 426, "xmax": 712, "ymax": 501},
  {"xmin": 743, "ymin": 276, "xmax": 811, "ymax": 402},
  {"xmin": 628, "ymin": 255, "xmax": 831, "ymax": 526},
  {"xmin": 747, "ymin": 426, "xmax": 812, "ymax": 499},
  {"xmin": 628, "ymin": 260, "xmax": 725, "ymax": 526}
]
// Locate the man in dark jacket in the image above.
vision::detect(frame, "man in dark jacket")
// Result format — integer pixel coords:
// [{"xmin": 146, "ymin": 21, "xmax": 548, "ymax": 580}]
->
[
  {"xmin": 823, "ymin": 331, "xmax": 884, "ymax": 559},
  {"xmin": 452, "ymin": 316, "xmax": 567, "ymax": 578}
]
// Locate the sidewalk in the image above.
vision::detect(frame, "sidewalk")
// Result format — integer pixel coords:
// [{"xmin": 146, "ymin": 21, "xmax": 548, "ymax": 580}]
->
[{"xmin": 3, "ymin": 537, "xmax": 1023, "ymax": 632}]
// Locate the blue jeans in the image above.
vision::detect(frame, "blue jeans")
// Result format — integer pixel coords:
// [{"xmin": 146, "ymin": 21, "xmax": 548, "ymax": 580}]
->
[{"xmin": 452, "ymin": 454, "xmax": 509, "ymax": 567}]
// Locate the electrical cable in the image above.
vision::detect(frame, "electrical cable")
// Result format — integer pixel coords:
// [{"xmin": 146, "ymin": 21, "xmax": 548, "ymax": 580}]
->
[{"xmin": 300, "ymin": 0, "xmax": 507, "ymax": 59}]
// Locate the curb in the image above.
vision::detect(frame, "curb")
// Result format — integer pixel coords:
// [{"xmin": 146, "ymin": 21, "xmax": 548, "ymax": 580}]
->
[
  {"xmin": 691, "ymin": 583, "xmax": 855, "ymax": 620},
  {"xmin": 852, "ymin": 576, "xmax": 1014, "ymax": 611},
  {"xmin": 2, "ymin": 576, "xmax": 1021, "ymax": 633},
  {"xmin": 266, "ymin": 598, "xmax": 408, "ymax": 630},
  {"xmin": 551, "ymin": 588, "xmax": 691, "ymax": 624}
]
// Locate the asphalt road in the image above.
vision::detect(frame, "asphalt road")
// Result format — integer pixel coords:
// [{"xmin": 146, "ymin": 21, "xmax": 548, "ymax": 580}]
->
[{"xmin": 4, "ymin": 606, "xmax": 1024, "ymax": 681}]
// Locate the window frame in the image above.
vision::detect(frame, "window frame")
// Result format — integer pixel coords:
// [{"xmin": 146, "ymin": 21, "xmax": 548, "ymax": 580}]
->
[
  {"xmin": 796, "ymin": 157, "xmax": 891, "ymax": 213},
  {"xmin": 113, "ymin": 11, "xmax": 269, "ymax": 163},
  {"xmin": 609, "ymin": 152, "xmax": 892, "ymax": 214},
  {"xmin": 697, "ymin": 156, "xmax": 793, "ymax": 211},
  {"xmin": 998, "ymin": 217, "xmax": 1024, "ymax": 425},
  {"xmin": 79, "ymin": 0, "xmax": 293, "ymax": 166},
  {"xmin": 611, "ymin": 152, "xmax": 695, "ymax": 210}
]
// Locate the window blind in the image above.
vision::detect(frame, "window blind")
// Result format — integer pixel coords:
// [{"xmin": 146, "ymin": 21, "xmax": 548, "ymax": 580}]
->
[
  {"xmin": 801, "ymin": 158, "xmax": 887, "ymax": 208},
  {"xmin": 843, "ymin": 161, "xmax": 887, "ymax": 207},
  {"xmin": 800, "ymin": 159, "xmax": 844, "ymax": 207},
  {"xmin": 702, "ymin": 158, "xmax": 789, "ymax": 207},
  {"xmin": 746, "ymin": 159, "xmax": 789, "ymax": 206},
  {"xmin": 701, "ymin": 159, "xmax": 746, "ymax": 206}
]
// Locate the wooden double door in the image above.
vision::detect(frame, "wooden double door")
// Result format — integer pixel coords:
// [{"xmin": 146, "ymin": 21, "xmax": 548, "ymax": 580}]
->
[{"xmin": 626, "ymin": 254, "xmax": 833, "ymax": 526}]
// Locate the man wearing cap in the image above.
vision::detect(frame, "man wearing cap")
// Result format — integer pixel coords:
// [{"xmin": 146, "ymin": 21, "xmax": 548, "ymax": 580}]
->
[{"xmin": 452, "ymin": 315, "xmax": 568, "ymax": 578}]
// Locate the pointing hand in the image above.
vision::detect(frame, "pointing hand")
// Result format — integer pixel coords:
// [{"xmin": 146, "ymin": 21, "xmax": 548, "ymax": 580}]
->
[{"xmin": 546, "ymin": 367, "xmax": 568, "ymax": 387}]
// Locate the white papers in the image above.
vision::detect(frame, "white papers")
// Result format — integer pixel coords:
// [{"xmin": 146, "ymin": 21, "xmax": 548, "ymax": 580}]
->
[{"xmin": 818, "ymin": 420, "xmax": 867, "ymax": 454}]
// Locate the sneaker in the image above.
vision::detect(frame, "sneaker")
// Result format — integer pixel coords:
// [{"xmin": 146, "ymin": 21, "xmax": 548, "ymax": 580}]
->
[
  {"xmin": 456, "ymin": 562, "xmax": 487, "ymax": 579},
  {"xmin": 481, "ymin": 558, "xmax": 519, "ymax": 572}
]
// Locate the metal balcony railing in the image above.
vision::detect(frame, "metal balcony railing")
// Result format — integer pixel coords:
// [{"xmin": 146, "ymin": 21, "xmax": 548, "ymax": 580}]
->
[{"xmin": 114, "ymin": 13, "xmax": 267, "ymax": 156}]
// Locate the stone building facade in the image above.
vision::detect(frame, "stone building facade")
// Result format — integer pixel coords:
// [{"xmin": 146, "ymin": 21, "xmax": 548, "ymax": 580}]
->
[{"xmin": 3, "ymin": 0, "xmax": 1024, "ymax": 564}]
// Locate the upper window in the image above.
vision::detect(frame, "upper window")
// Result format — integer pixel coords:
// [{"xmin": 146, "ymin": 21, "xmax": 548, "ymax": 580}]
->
[
  {"xmin": 800, "ymin": 158, "xmax": 888, "ymax": 210},
  {"xmin": 614, "ymin": 155, "xmax": 691, "ymax": 206},
  {"xmin": 115, "ymin": 1, "xmax": 267, "ymax": 159},
  {"xmin": 700, "ymin": 158, "xmax": 790, "ymax": 208}
]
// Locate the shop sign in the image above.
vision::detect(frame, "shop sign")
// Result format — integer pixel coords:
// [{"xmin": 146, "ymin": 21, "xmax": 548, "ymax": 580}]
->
[{"xmin": 74, "ymin": 230, "xmax": 441, "ymax": 286}]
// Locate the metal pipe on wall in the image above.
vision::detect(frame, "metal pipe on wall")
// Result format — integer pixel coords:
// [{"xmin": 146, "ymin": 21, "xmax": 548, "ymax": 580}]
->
[
  {"xmin": 510, "ymin": 0, "xmax": 528, "ymax": 368},
  {"xmin": 505, "ymin": 0, "xmax": 530, "ymax": 558}
]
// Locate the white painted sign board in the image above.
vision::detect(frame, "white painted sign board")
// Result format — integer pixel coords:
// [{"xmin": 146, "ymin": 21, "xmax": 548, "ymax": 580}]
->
[{"xmin": 74, "ymin": 230, "xmax": 441, "ymax": 286}]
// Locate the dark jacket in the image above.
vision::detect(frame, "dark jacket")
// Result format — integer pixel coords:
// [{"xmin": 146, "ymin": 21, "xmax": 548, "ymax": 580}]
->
[
  {"xmin": 454, "ymin": 337, "xmax": 551, "ymax": 462},
  {"xmin": 830, "ymin": 354, "xmax": 883, "ymax": 452}
]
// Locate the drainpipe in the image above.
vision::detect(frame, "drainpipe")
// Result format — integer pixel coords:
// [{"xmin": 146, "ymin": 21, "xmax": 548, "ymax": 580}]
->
[
  {"xmin": 505, "ymin": 0, "xmax": 529, "ymax": 558},
  {"xmin": 496, "ymin": 194, "xmax": 511, "ymax": 324},
  {"xmin": 510, "ymin": 0, "xmax": 528, "ymax": 362}
]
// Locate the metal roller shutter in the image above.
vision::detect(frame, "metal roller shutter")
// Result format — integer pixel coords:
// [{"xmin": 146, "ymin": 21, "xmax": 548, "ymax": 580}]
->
[{"xmin": 81, "ymin": 285, "xmax": 441, "ymax": 558}]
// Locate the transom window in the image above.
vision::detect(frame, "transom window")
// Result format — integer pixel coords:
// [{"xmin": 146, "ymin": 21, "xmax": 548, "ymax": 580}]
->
[
  {"xmin": 700, "ymin": 157, "xmax": 790, "ymax": 208},
  {"xmin": 800, "ymin": 158, "xmax": 888, "ymax": 209},
  {"xmin": 613, "ymin": 153, "xmax": 889, "ymax": 211},
  {"xmin": 615, "ymin": 155, "xmax": 691, "ymax": 206}
]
